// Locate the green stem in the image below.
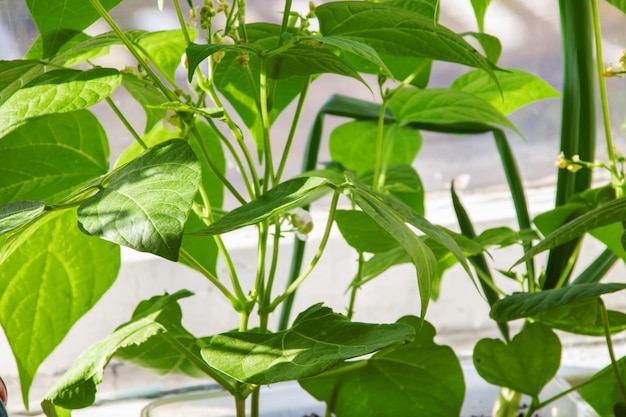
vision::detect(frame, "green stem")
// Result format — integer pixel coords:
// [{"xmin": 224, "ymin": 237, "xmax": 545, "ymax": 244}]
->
[
  {"xmin": 275, "ymin": 77, "xmax": 311, "ymax": 182},
  {"xmin": 270, "ymin": 191, "xmax": 340, "ymax": 310},
  {"xmin": 262, "ymin": 218, "xmax": 282, "ymax": 320},
  {"xmin": 106, "ymin": 97, "xmax": 147, "ymax": 150},
  {"xmin": 88, "ymin": 0, "xmax": 177, "ymax": 101},
  {"xmin": 600, "ymin": 299, "xmax": 626, "ymax": 402},
  {"xmin": 256, "ymin": 220, "xmax": 270, "ymax": 331},
  {"xmin": 173, "ymin": 0, "xmax": 192, "ymax": 45},
  {"xmin": 346, "ymin": 252, "xmax": 365, "ymax": 320},
  {"xmin": 259, "ymin": 58, "xmax": 275, "ymax": 190},
  {"xmin": 235, "ymin": 396, "xmax": 246, "ymax": 417},
  {"xmin": 372, "ymin": 99, "xmax": 389, "ymax": 192},
  {"xmin": 279, "ymin": 0, "xmax": 294, "ymax": 44}
]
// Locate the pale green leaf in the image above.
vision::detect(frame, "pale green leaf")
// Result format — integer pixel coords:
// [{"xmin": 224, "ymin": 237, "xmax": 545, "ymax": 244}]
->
[
  {"xmin": 300, "ymin": 317, "xmax": 464, "ymax": 417},
  {"xmin": 78, "ymin": 139, "xmax": 201, "ymax": 261},
  {"xmin": 335, "ymin": 210, "xmax": 399, "ymax": 253},
  {"xmin": 451, "ymin": 68, "xmax": 559, "ymax": 115},
  {"xmin": 193, "ymin": 176, "xmax": 331, "ymax": 235},
  {"xmin": 26, "ymin": 0, "xmax": 123, "ymax": 58},
  {"xmin": 0, "ymin": 111, "xmax": 110, "ymax": 204},
  {"xmin": 201, "ymin": 304, "xmax": 415, "ymax": 384},
  {"xmin": 0, "ymin": 68, "xmax": 122, "ymax": 138},
  {"xmin": 329, "ymin": 121, "xmax": 421, "ymax": 176},
  {"xmin": 388, "ymin": 87, "xmax": 518, "ymax": 134},
  {"xmin": 0, "ymin": 209, "xmax": 120, "ymax": 406},
  {"xmin": 490, "ymin": 283, "xmax": 626, "ymax": 322},
  {"xmin": 26, "ymin": 33, "xmax": 112, "ymax": 67},
  {"xmin": 0, "ymin": 60, "xmax": 47, "ymax": 107},
  {"xmin": 605, "ymin": 0, "xmax": 626, "ymax": 14},
  {"xmin": 470, "ymin": 0, "xmax": 492, "ymax": 32},
  {"xmin": 136, "ymin": 29, "xmax": 198, "ymax": 85},
  {"xmin": 43, "ymin": 291, "xmax": 192, "ymax": 410},
  {"xmin": 474, "ymin": 323, "xmax": 560, "ymax": 397}
]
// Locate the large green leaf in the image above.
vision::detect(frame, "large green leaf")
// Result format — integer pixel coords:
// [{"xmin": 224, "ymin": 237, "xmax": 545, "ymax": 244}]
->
[
  {"xmin": 451, "ymin": 69, "xmax": 559, "ymax": 115},
  {"xmin": 474, "ymin": 323, "xmax": 561, "ymax": 397},
  {"xmin": 490, "ymin": 283, "xmax": 626, "ymax": 322},
  {"xmin": 0, "ymin": 111, "xmax": 110, "ymax": 204},
  {"xmin": 0, "ymin": 60, "xmax": 47, "ymax": 107},
  {"xmin": 26, "ymin": 0, "xmax": 123, "ymax": 58},
  {"xmin": 115, "ymin": 294, "xmax": 211, "ymax": 378},
  {"xmin": 78, "ymin": 139, "xmax": 201, "ymax": 261},
  {"xmin": 329, "ymin": 121, "xmax": 421, "ymax": 176},
  {"xmin": 514, "ymin": 198, "xmax": 626, "ymax": 267},
  {"xmin": 300, "ymin": 317, "xmax": 464, "ymax": 417},
  {"xmin": 200, "ymin": 304, "xmax": 415, "ymax": 385},
  {"xmin": 193, "ymin": 176, "xmax": 331, "ymax": 235},
  {"xmin": 388, "ymin": 87, "xmax": 518, "ymax": 134},
  {"xmin": 0, "ymin": 68, "xmax": 122, "ymax": 139},
  {"xmin": 136, "ymin": 29, "xmax": 198, "ymax": 85},
  {"xmin": 0, "ymin": 201, "xmax": 46, "ymax": 236},
  {"xmin": 335, "ymin": 210, "xmax": 399, "ymax": 253},
  {"xmin": 0, "ymin": 209, "xmax": 120, "ymax": 406},
  {"xmin": 316, "ymin": 1, "xmax": 495, "ymax": 76},
  {"xmin": 26, "ymin": 33, "xmax": 112, "ymax": 67},
  {"xmin": 42, "ymin": 291, "xmax": 193, "ymax": 411},
  {"xmin": 579, "ymin": 356, "xmax": 626, "ymax": 417},
  {"xmin": 122, "ymin": 73, "xmax": 168, "ymax": 133}
]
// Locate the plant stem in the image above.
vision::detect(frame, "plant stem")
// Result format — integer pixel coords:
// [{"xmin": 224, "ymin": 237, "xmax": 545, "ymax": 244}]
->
[
  {"xmin": 270, "ymin": 191, "xmax": 340, "ymax": 310},
  {"xmin": 262, "ymin": 219, "xmax": 282, "ymax": 319},
  {"xmin": 346, "ymin": 252, "xmax": 365, "ymax": 320},
  {"xmin": 88, "ymin": 0, "xmax": 177, "ymax": 101},
  {"xmin": 105, "ymin": 97, "xmax": 147, "ymax": 150},
  {"xmin": 259, "ymin": 58, "xmax": 275, "ymax": 190},
  {"xmin": 173, "ymin": 0, "xmax": 192, "ymax": 45},
  {"xmin": 279, "ymin": 0, "xmax": 294, "ymax": 43},
  {"xmin": 600, "ymin": 299, "xmax": 626, "ymax": 402},
  {"xmin": 372, "ymin": 99, "xmax": 389, "ymax": 192}
]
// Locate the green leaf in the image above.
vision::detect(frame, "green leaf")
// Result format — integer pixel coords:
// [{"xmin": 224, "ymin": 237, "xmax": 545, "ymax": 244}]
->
[
  {"xmin": 0, "ymin": 209, "xmax": 120, "ymax": 407},
  {"xmin": 200, "ymin": 304, "xmax": 415, "ymax": 384},
  {"xmin": 148, "ymin": 101, "xmax": 224, "ymax": 119},
  {"xmin": 579, "ymin": 356, "xmax": 626, "ymax": 417},
  {"xmin": 136, "ymin": 29, "xmax": 198, "ymax": 85},
  {"xmin": 0, "ymin": 111, "xmax": 110, "ymax": 204},
  {"xmin": 0, "ymin": 201, "xmax": 46, "ymax": 236},
  {"xmin": 43, "ymin": 291, "xmax": 192, "ymax": 410},
  {"xmin": 470, "ymin": 0, "xmax": 492, "ymax": 32},
  {"xmin": 114, "ymin": 294, "xmax": 211, "ymax": 378},
  {"xmin": 490, "ymin": 283, "xmax": 626, "ymax": 322},
  {"xmin": 122, "ymin": 74, "xmax": 168, "ymax": 133},
  {"xmin": 388, "ymin": 87, "xmax": 518, "ymax": 134},
  {"xmin": 329, "ymin": 121, "xmax": 421, "ymax": 176},
  {"xmin": 535, "ymin": 298, "xmax": 626, "ymax": 336},
  {"xmin": 0, "ymin": 68, "xmax": 122, "ymax": 139},
  {"xmin": 514, "ymin": 198, "xmax": 626, "ymax": 268},
  {"xmin": 185, "ymin": 42, "xmax": 263, "ymax": 81},
  {"xmin": 300, "ymin": 317, "xmax": 464, "ymax": 417},
  {"xmin": 463, "ymin": 32, "xmax": 502, "ymax": 64},
  {"xmin": 78, "ymin": 139, "xmax": 201, "ymax": 261},
  {"xmin": 0, "ymin": 60, "xmax": 47, "ymax": 107},
  {"xmin": 474, "ymin": 323, "xmax": 561, "ymax": 398},
  {"xmin": 605, "ymin": 0, "xmax": 626, "ymax": 14},
  {"xmin": 26, "ymin": 0, "xmax": 123, "ymax": 58},
  {"xmin": 26, "ymin": 32, "xmax": 114, "ymax": 67},
  {"xmin": 193, "ymin": 176, "xmax": 331, "ymax": 235},
  {"xmin": 316, "ymin": 2, "xmax": 496, "ymax": 77},
  {"xmin": 335, "ymin": 210, "xmax": 399, "ymax": 253},
  {"xmin": 475, "ymin": 227, "xmax": 539, "ymax": 248},
  {"xmin": 357, "ymin": 246, "xmax": 411, "ymax": 287},
  {"xmin": 451, "ymin": 68, "xmax": 559, "ymax": 115}
]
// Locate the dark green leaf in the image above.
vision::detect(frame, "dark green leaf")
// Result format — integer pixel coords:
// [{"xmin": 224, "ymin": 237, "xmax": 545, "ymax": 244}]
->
[
  {"xmin": 514, "ymin": 198, "xmax": 626, "ymax": 268},
  {"xmin": 201, "ymin": 304, "xmax": 415, "ymax": 384},
  {"xmin": 535, "ymin": 298, "xmax": 626, "ymax": 336},
  {"xmin": 0, "ymin": 68, "xmax": 122, "ymax": 138},
  {"xmin": 26, "ymin": 0, "xmax": 123, "ymax": 58},
  {"xmin": 78, "ymin": 139, "xmax": 201, "ymax": 261},
  {"xmin": 316, "ymin": 1, "xmax": 496, "ymax": 78},
  {"xmin": 185, "ymin": 42, "xmax": 263, "ymax": 81},
  {"xmin": 0, "ymin": 111, "xmax": 110, "ymax": 204},
  {"xmin": 0, "ymin": 209, "xmax": 120, "ymax": 406},
  {"xmin": 474, "ymin": 323, "xmax": 560, "ymax": 397},
  {"xmin": 193, "ymin": 176, "xmax": 331, "ymax": 235},
  {"xmin": 490, "ymin": 283, "xmax": 626, "ymax": 322},
  {"xmin": 388, "ymin": 88, "xmax": 517, "ymax": 134},
  {"xmin": 300, "ymin": 317, "xmax": 464, "ymax": 417},
  {"xmin": 26, "ymin": 32, "xmax": 114, "ymax": 67},
  {"xmin": 0, "ymin": 201, "xmax": 46, "ymax": 236},
  {"xmin": 475, "ymin": 227, "xmax": 538, "ymax": 248},
  {"xmin": 335, "ymin": 210, "xmax": 399, "ymax": 253},
  {"xmin": 579, "ymin": 356, "xmax": 626, "ymax": 417},
  {"xmin": 43, "ymin": 291, "xmax": 193, "ymax": 410},
  {"xmin": 451, "ymin": 68, "xmax": 559, "ymax": 115},
  {"xmin": 356, "ymin": 246, "xmax": 411, "ymax": 287},
  {"xmin": 606, "ymin": 0, "xmax": 626, "ymax": 14},
  {"xmin": 148, "ymin": 101, "xmax": 224, "ymax": 119}
]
